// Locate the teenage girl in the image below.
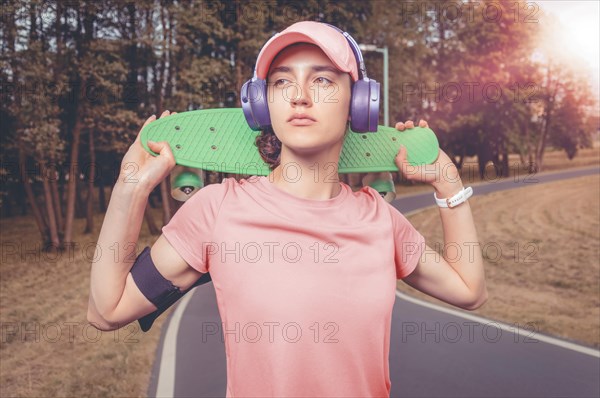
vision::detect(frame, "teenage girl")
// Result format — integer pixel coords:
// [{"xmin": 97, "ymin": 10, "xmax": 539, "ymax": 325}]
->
[{"xmin": 88, "ymin": 21, "xmax": 487, "ymax": 397}]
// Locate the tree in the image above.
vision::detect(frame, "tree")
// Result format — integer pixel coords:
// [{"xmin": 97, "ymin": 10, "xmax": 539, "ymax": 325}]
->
[{"xmin": 525, "ymin": 12, "xmax": 598, "ymax": 171}]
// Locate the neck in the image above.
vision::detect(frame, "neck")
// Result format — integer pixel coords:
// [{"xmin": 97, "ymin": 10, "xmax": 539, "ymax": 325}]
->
[{"xmin": 267, "ymin": 141, "xmax": 344, "ymax": 200}]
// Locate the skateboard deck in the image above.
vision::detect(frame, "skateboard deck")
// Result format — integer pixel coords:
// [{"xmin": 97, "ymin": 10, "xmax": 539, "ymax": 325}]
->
[{"xmin": 140, "ymin": 108, "xmax": 439, "ymax": 175}]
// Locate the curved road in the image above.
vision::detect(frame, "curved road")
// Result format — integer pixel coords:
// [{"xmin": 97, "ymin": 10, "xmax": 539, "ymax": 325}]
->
[{"xmin": 147, "ymin": 165, "xmax": 600, "ymax": 398}]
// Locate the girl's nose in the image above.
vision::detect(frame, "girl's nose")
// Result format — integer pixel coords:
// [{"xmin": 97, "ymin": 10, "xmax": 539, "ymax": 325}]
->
[{"xmin": 290, "ymin": 82, "xmax": 312, "ymax": 107}]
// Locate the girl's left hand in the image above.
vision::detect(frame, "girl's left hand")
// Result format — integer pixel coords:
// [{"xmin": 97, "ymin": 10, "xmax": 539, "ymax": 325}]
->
[
  {"xmin": 361, "ymin": 119, "xmax": 432, "ymax": 190},
  {"xmin": 394, "ymin": 119, "xmax": 463, "ymax": 198}
]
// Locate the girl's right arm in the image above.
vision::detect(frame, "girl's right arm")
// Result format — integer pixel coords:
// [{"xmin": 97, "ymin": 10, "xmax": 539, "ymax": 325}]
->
[{"xmin": 87, "ymin": 111, "xmax": 205, "ymax": 331}]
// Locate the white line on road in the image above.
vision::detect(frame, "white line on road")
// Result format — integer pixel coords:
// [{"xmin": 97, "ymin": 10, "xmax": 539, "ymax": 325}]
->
[
  {"xmin": 395, "ymin": 290, "xmax": 600, "ymax": 358},
  {"xmin": 153, "ymin": 168, "xmax": 599, "ymax": 396},
  {"xmin": 155, "ymin": 288, "xmax": 197, "ymax": 398}
]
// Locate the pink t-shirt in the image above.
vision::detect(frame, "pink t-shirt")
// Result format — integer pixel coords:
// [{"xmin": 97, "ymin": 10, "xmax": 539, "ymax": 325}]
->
[{"xmin": 162, "ymin": 175, "xmax": 425, "ymax": 398}]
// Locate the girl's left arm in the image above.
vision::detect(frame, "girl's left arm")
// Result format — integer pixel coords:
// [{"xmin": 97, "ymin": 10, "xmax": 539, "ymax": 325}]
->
[{"xmin": 394, "ymin": 120, "xmax": 488, "ymax": 311}]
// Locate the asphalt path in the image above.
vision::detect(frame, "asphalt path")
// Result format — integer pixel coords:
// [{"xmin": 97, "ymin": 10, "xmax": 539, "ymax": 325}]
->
[{"xmin": 147, "ymin": 165, "xmax": 600, "ymax": 398}]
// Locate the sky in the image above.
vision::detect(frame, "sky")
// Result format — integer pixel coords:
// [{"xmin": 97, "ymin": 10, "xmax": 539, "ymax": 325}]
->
[{"xmin": 536, "ymin": 0, "xmax": 600, "ymax": 101}]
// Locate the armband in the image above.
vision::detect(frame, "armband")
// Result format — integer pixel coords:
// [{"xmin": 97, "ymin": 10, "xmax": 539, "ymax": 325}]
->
[{"xmin": 130, "ymin": 246, "xmax": 212, "ymax": 332}]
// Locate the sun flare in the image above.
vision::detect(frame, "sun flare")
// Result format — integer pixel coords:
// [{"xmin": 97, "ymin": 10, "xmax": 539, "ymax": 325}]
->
[{"xmin": 537, "ymin": 1, "xmax": 600, "ymax": 99}]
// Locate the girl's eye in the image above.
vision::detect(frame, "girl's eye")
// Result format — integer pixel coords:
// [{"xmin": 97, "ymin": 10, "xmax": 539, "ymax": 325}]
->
[
  {"xmin": 273, "ymin": 77, "xmax": 332, "ymax": 87},
  {"xmin": 315, "ymin": 77, "xmax": 332, "ymax": 85}
]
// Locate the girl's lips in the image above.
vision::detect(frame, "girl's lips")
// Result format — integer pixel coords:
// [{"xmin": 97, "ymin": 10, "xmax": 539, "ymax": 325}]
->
[{"xmin": 288, "ymin": 118, "xmax": 316, "ymax": 126}]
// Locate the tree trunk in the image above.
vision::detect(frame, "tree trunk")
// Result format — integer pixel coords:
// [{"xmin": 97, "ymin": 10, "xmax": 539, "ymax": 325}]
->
[
  {"xmin": 536, "ymin": 126, "xmax": 547, "ymax": 171},
  {"xmin": 457, "ymin": 147, "xmax": 465, "ymax": 170},
  {"xmin": 524, "ymin": 126, "xmax": 537, "ymax": 173},
  {"xmin": 19, "ymin": 142, "xmax": 48, "ymax": 243},
  {"xmin": 64, "ymin": 1, "xmax": 94, "ymax": 246},
  {"xmin": 64, "ymin": 115, "xmax": 81, "ymax": 245},
  {"xmin": 46, "ymin": 117, "xmax": 63, "ymax": 239},
  {"xmin": 2, "ymin": 184, "xmax": 12, "ymax": 218},
  {"xmin": 535, "ymin": 114, "xmax": 548, "ymax": 172},
  {"xmin": 502, "ymin": 152, "xmax": 509, "ymax": 178},
  {"xmin": 50, "ymin": 174, "xmax": 64, "ymax": 236},
  {"xmin": 492, "ymin": 153, "xmax": 501, "ymax": 178},
  {"xmin": 9, "ymin": 0, "xmax": 47, "ymax": 243},
  {"xmin": 165, "ymin": 5, "xmax": 175, "ymax": 99},
  {"xmin": 76, "ymin": 168, "xmax": 87, "ymax": 218},
  {"xmin": 84, "ymin": 127, "xmax": 96, "ymax": 233},
  {"xmin": 535, "ymin": 65, "xmax": 559, "ymax": 173},
  {"xmin": 40, "ymin": 159, "xmax": 61, "ymax": 249},
  {"xmin": 125, "ymin": 2, "xmax": 139, "ymax": 112},
  {"xmin": 19, "ymin": 177, "xmax": 27, "ymax": 216},
  {"xmin": 478, "ymin": 141, "xmax": 493, "ymax": 180},
  {"xmin": 28, "ymin": 0, "xmax": 38, "ymax": 42},
  {"xmin": 98, "ymin": 179, "xmax": 106, "ymax": 212},
  {"xmin": 50, "ymin": 0, "xmax": 64, "ymax": 237}
]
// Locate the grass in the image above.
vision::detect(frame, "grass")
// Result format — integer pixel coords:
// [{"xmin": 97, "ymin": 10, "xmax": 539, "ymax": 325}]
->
[
  {"xmin": 390, "ymin": 143, "xmax": 600, "ymax": 197},
  {"xmin": 0, "ymin": 207, "xmax": 171, "ymax": 397},
  {"xmin": 0, "ymin": 144, "xmax": 598, "ymax": 397},
  {"xmin": 397, "ymin": 174, "xmax": 600, "ymax": 348}
]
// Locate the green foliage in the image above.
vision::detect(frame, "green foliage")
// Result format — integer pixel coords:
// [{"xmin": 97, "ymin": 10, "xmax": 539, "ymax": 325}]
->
[{"xmin": 1, "ymin": 0, "xmax": 597, "ymax": 215}]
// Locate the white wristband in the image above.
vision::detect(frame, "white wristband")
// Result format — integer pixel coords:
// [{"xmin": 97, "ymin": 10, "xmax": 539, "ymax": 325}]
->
[{"xmin": 434, "ymin": 186, "xmax": 473, "ymax": 208}]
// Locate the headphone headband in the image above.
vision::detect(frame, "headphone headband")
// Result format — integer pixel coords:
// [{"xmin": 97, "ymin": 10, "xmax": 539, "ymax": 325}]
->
[
  {"xmin": 241, "ymin": 21, "xmax": 381, "ymax": 132},
  {"xmin": 320, "ymin": 23, "xmax": 368, "ymax": 80}
]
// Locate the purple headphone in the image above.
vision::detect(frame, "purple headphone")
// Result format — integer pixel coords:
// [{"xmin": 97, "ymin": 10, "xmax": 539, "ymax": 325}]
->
[{"xmin": 240, "ymin": 23, "xmax": 381, "ymax": 133}]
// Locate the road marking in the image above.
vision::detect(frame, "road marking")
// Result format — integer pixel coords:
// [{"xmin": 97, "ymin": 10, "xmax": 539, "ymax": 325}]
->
[
  {"xmin": 395, "ymin": 290, "xmax": 600, "ymax": 358},
  {"xmin": 155, "ymin": 288, "xmax": 197, "ymax": 397},
  {"xmin": 402, "ymin": 205, "xmax": 437, "ymax": 218},
  {"xmin": 395, "ymin": 165, "xmax": 599, "ymax": 201},
  {"xmin": 153, "ymin": 167, "xmax": 600, "ymax": 395}
]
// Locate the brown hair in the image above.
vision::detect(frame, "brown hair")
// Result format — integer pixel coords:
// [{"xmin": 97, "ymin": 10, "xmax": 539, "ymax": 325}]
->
[
  {"xmin": 255, "ymin": 121, "xmax": 351, "ymax": 171},
  {"xmin": 255, "ymin": 126, "xmax": 282, "ymax": 171},
  {"xmin": 255, "ymin": 42, "xmax": 352, "ymax": 170}
]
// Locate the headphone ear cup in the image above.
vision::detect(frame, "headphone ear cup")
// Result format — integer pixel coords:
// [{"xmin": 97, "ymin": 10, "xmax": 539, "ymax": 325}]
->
[
  {"xmin": 350, "ymin": 79, "xmax": 380, "ymax": 132},
  {"xmin": 241, "ymin": 78, "xmax": 271, "ymax": 130},
  {"xmin": 368, "ymin": 80, "xmax": 381, "ymax": 132}
]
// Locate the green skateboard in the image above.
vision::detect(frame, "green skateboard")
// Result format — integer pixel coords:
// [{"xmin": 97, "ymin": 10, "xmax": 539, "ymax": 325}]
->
[
  {"xmin": 140, "ymin": 108, "xmax": 439, "ymax": 175},
  {"xmin": 137, "ymin": 108, "xmax": 439, "ymax": 332}
]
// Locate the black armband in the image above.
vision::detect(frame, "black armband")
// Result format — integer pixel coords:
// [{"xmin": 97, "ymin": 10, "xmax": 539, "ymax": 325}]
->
[{"xmin": 130, "ymin": 246, "xmax": 212, "ymax": 332}]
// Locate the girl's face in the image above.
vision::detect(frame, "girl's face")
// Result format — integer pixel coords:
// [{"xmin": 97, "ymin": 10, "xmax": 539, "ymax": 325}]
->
[{"xmin": 266, "ymin": 43, "xmax": 352, "ymax": 154}]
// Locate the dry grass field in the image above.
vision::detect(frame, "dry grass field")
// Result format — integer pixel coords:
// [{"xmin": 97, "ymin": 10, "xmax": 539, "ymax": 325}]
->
[
  {"xmin": 391, "ymin": 144, "xmax": 600, "ymax": 197},
  {"xmin": 0, "ymin": 209, "xmax": 170, "ymax": 397},
  {"xmin": 398, "ymin": 174, "xmax": 600, "ymax": 348},
  {"xmin": 0, "ymin": 145, "xmax": 598, "ymax": 397}
]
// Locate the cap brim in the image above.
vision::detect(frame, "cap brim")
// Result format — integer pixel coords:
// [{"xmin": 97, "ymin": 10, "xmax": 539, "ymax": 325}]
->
[{"xmin": 256, "ymin": 32, "xmax": 356, "ymax": 81}]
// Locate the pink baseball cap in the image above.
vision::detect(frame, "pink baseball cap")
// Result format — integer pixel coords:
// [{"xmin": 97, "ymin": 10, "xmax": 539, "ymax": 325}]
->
[{"xmin": 255, "ymin": 21, "xmax": 359, "ymax": 82}]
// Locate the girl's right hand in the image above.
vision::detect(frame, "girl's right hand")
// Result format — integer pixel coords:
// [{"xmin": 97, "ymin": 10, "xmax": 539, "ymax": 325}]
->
[{"xmin": 118, "ymin": 110, "xmax": 178, "ymax": 194}]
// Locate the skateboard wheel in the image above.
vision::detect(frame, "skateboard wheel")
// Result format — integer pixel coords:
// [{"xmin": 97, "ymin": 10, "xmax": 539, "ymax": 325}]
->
[{"xmin": 170, "ymin": 166, "xmax": 205, "ymax": 202}]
